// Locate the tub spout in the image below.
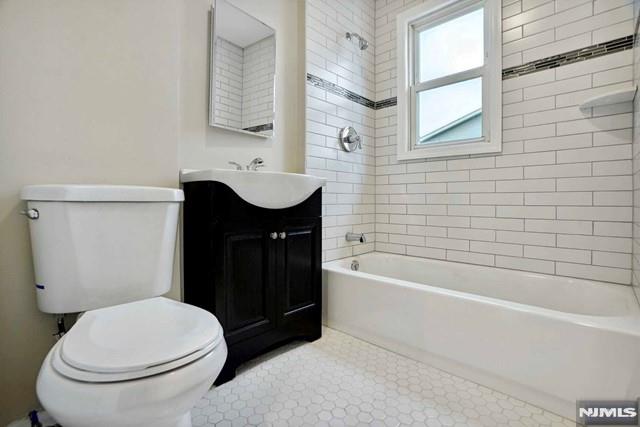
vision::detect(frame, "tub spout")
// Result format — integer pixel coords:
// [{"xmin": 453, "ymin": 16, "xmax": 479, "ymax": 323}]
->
[{"xmin": 346, "ymin": 232, "xmax": 366, "ymax": 243}]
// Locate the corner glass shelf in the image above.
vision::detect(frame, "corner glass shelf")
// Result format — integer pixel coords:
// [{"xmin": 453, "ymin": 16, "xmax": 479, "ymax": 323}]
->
[{"xmin": 580, "ymin": 86, "xmax": 637, "ymax": 109}]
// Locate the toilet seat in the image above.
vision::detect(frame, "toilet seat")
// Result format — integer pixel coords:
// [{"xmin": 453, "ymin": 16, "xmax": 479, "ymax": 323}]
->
[
  {"xmin": 51, "ymin": 337, "xmax": 221, "ymax": 382},
  {"xmin": 52, "ymin": 297, "xmax": 223, "ymax": 382}
]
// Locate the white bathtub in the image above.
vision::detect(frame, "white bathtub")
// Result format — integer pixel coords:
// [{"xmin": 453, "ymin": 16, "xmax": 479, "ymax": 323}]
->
[{"xmin": 323, "ymin": 252, "xmax": 640, "ymax": 420}]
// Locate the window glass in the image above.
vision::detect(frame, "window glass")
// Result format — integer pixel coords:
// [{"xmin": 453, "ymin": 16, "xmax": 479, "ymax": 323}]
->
[
  {"xmin": 418, "ymin": 8, "xmax": 484, "ymax": 83},
  {"xmin": 417, "ymin": 77, "xmax": 482, "ymax": 144}
]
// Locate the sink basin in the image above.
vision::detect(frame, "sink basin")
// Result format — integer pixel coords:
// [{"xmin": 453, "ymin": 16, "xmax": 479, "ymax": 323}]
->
[{"xmin": 180, "ymin": 169, "xmax": 326, "ymax": 209}]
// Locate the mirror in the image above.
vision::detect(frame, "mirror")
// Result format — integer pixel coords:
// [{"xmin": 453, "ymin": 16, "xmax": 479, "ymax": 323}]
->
[{"xmin": 210, "ymin": 0, "xmax": 276, "ymax": 138}]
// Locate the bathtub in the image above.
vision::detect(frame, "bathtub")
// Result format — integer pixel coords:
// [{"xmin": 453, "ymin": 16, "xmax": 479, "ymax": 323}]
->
[{"xmin": 323, "ymin": 252, "xmax": 640, "ymax": 420}]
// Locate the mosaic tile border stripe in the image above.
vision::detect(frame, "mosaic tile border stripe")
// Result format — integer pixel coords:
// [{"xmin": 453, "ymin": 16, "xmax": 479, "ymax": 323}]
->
[
  {"xmin": 306, "ymin": 74, "xmax": 377, "ymax": 109},
  {"xmin": 307, "ymin": 35, "xmax": 634, "ymax": 110},
  {"xmin": 376, "ymin": 97, "xmax": 398, "ymax": 109},
  {"xmin": 502, "ymin": 35, "xmax": 634, "ymax": 80}
]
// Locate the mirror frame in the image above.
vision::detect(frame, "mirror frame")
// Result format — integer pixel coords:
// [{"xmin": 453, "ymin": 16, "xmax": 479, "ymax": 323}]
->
[{"xmin": 209, "ymin": 1, "xmax": 276, "ymax": 139}]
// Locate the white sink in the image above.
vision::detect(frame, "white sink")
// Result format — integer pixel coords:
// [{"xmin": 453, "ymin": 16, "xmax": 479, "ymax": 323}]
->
[{"xmin": 180, "ymin": 169, "xmax": 326, "ymax": 209}]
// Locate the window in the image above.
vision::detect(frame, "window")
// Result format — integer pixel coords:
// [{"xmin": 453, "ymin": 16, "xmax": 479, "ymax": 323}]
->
[{"xmin": 396, "ymin": 0, "xmax": 501, "ymax": 160}]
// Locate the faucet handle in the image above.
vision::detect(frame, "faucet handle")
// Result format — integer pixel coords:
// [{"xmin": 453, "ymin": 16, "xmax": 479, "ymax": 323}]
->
[
  {"xmin": 228, "ymin": 161, "xmax": 243, "ymax": 171},
  {"xmin": 248, "ymin": 157, "xmax": 265, "ymax": 171}
]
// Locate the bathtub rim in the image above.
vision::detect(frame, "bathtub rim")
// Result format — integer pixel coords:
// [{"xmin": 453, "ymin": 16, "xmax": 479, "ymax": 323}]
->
[{"xmin": 323, "ymin": 253, "xmax": 640, "ymax": 336}]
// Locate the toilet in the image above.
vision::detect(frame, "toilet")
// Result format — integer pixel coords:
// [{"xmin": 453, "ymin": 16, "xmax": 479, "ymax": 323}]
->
[{"xmin": 21, "ymin": 184, "xmax": 227, "ymax": 427}]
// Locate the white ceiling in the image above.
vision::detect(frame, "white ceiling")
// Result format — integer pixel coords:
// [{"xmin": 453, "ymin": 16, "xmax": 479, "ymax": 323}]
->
[{"xmin": 215, "ymin": 0, "xmax": 274, "ymax": 48}]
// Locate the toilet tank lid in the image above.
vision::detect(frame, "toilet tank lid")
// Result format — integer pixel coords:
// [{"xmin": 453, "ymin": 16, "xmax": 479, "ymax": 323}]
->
[{"xmin": 21, "ymin": 185, "xmax": 184, "ymax": 202}]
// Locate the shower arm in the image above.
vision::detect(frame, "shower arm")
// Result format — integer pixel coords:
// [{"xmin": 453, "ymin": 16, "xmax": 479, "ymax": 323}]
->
[{"xmin": 345, "ymin": 32, "xmax": 369, "ymax": 50}]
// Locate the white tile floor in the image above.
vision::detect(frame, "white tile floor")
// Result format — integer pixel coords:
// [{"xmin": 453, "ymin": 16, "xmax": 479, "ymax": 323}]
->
[{"xmin": 192, "ymin": 328, "xmax": 573, "ymax": 427}]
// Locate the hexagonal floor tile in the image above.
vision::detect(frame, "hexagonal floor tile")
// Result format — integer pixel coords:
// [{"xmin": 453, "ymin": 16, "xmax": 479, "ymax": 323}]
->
[{"xmin": 191, "ymin": 328, "xmax": 573, "ymax": 426}]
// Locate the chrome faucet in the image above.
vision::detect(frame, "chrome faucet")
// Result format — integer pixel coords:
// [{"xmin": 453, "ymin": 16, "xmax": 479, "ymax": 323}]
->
[
  {"xmin": 345, "ymin": 232, "xmax": 366, "ymax": 243},
  {"xmin": 228, "ymin": 158, "xmax": 265, "ymax": 171},
  {"xmin": 247, "ymin": 157, "xmax": 265, "ymax": 171}
]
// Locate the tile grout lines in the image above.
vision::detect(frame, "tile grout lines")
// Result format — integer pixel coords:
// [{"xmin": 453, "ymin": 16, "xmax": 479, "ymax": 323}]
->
[{"xmin": 307, "ymin": 34, "xmax": 634, "ymax": 111}]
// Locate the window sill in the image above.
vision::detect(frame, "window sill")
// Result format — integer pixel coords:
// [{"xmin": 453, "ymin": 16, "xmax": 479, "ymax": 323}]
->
[{"xmin": 397, "ymin": 139, "xmax": 502, "ymax": 161}]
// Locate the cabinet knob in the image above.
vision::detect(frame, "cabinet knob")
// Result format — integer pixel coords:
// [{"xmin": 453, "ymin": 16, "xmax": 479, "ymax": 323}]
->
[
  {"xmin": 270, "ymin": 232, "xmax": 278, "ymax": 240},
  {"xmin": 279, "ymin": 232, "xmax": 287, "ymax": 240}
]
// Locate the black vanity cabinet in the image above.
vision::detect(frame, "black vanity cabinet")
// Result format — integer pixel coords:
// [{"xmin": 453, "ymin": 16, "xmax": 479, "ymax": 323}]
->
[{"xmin": 182, "ymin": 181, "xmax": 322, "ymax": 384}]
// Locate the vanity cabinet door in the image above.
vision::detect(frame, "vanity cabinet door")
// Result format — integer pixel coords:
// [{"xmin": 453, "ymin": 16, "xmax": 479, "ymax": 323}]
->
[
  {"xmin": 277, "ymin": 218, "xmax": 322, "ymax": 335},
  {"xmin": 218, "ymin": 222, "xmax": 278, "ymax": 345}
]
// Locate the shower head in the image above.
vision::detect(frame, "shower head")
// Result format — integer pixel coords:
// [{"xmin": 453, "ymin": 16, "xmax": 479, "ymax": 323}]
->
[{"xmin": 346, "ymin": 32, "xmax": 369, "ymax": 50}]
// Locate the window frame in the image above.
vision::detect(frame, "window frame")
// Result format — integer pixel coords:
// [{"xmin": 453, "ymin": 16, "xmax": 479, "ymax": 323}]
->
[{"xmin": 396, "ymin": 0, "xmax": 502, "ymax": 160}]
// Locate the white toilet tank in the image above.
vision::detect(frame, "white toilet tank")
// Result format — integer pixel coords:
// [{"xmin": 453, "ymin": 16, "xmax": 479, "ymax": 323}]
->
[{"xmin": 21, "ymin": 185, "xmax": 184, "ymax": 314}]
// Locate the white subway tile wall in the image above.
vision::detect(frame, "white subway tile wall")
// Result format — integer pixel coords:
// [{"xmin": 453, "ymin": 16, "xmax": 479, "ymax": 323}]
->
[
  {"xmin": 215, "ymin": 38, "xmax": 244, "ymax": 129},
  {"xmin": 501, "ymin": 0, "xmax": 634, "ymax": 67},
  {"xmin": 214, "ymin": 35, "xmax": 274, "ymax": 131},
  {"xmin": 242, "ymin": 36, "xmax": 275, "ymax": 130},
  {"xmin": 306, "ymin": 0, "xmax": 636, "ymax": 285},
  {"xmin": 306, "ymin": 0, "xmax": 377, "ymax": 261}
]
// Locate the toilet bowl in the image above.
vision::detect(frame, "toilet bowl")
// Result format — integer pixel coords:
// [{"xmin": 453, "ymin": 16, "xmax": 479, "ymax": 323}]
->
[{"xmin": 36, "ymin": 298, "xmax": 227, "ymax": 427}]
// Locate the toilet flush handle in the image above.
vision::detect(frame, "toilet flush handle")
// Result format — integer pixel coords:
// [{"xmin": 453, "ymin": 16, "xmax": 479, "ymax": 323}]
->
[{"xmin": 20, "ymin": 208, "xmax": 39, "ymax": 220}]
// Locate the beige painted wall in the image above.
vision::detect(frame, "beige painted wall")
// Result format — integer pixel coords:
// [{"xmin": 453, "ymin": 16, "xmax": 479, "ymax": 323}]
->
[
  {"xmin": 179, "ymin": 0, "xmax": 305, "ymax": 173},
  {"xmin": 0, "ymin": 0, "xmax": 304, "ymax": 423},
  {"xmin": 0, "ymin": 0, "xmax": 181, "ymax": 422}
]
